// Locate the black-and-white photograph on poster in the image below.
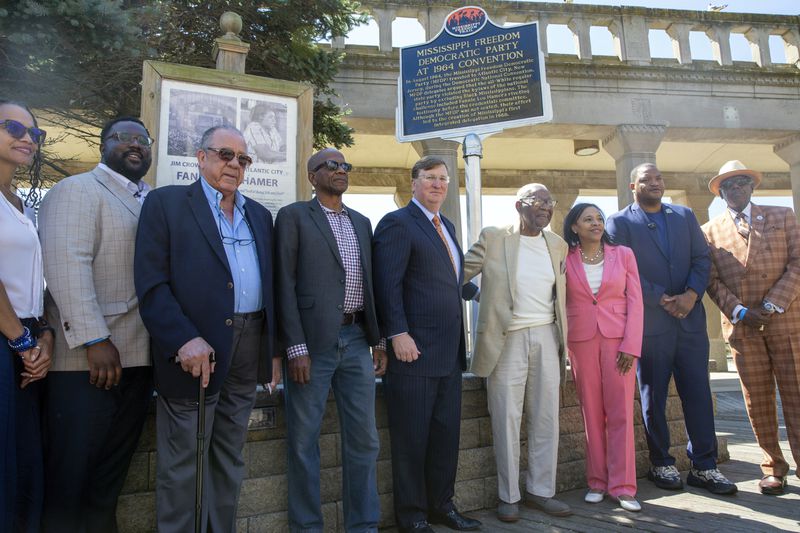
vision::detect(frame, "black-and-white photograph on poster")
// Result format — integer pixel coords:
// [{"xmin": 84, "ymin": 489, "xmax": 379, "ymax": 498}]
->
[
  {"xmin": 157, "ymin": 79, "xmax": 298, "ymax": 215},
  {"xmin": 241, "ymin": 100, "xmax": 287, "ymax": 164},
  {"xmin": 166, "ymin": 89, "xmax": 236, "ymax": 156}
]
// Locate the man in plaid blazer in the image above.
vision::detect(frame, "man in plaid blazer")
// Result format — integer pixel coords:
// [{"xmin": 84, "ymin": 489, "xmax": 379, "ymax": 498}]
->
[
  {"xmin": 702, "ymin": 160, "xmax": 800, "ymax": 496},
  {"xmin": 38, "ymin": 117, "xmax": 153, "ymax": 532}
]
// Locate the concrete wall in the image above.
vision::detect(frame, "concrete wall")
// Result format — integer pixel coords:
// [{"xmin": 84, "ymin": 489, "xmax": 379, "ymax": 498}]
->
[{"xmin": 117, "ymin": 375, "xmax": 726, "ymax": 532}]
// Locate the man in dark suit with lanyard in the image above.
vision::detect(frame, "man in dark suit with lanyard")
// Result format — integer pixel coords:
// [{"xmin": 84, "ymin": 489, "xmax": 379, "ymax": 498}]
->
[
  {"xmin": 275, "ymin": 148, "xmax": 386, "ymax": 532},
  {"xmin": 373, "ymin": 156, "xmax": 481, "ymax": 532},
  {"xmin": 606, "ymin": 162, "xmax": 736, "ymax": 496},
  {"xmin": 135, "ymin": 125, "xmax": 280, "ymax": 532}
]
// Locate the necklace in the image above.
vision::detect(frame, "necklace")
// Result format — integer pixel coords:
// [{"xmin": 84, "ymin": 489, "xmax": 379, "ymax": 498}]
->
[{"xmin": 579, "ymin": 244, "xmax": 603, "ymax": 263}]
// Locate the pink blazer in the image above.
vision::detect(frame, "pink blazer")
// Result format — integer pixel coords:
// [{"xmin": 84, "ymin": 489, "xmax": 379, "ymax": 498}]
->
[{"xmin": 565, "ymin": 244, "xmax": 644, "ymax": 357}]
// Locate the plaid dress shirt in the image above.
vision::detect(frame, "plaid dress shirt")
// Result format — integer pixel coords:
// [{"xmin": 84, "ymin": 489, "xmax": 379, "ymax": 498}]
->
[{"xmin": 286, "ymin": 201, "xmax": 365, "ymax": 359}]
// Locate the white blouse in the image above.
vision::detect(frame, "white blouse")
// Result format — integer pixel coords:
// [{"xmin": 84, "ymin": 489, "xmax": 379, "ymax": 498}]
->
[
  {"xmin": 582, "ymin": 260, "xmax": 604, "ymax": 295},
  {"xmin": 0, "ymin": 193, "xmax": 43, "ymax": 318}
]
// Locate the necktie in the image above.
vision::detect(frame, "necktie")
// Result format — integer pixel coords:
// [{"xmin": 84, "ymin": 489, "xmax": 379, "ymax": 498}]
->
[
  {"xmin": 432, "ymin": 215, "xmax": 457, "ymax": 275},
  {"xmin": 735, "ymin": 212, "xmax": 750, "ymax": 240}
]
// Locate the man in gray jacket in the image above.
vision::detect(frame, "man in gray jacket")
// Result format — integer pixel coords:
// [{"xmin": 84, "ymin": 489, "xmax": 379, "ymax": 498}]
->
[{"xmin": 275, "ymin": 148, "xmax": 386, "ymax": 532}]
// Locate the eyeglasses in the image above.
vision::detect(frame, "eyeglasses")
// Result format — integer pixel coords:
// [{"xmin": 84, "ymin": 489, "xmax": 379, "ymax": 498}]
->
[
  {"xmin": 216, "ymin": 208, "xmax": 255, "ymax": 247},
  {"xmin": 0, "ymin": 120, "xmax": 46, "ymax": 144},
  {"xmin": 417, "ymin": 175, "xmax": 450, "ymax": 184},
  {"xmin": 206, "ymin": 147, "xmax": 253, "ymax": 168},
  {"xmin": 720, "ymin": 176, "xmax": 753, "ymax": 190},
  {"xmin": 313, "ymin": 160, "xmax": 353, "ymax": 172},
  {"xmin": 105, "ymin": 132, "xmax": 153, "ymax": 147},
  {"xmin": 520, "ymin": 198, "xmax": 557, "ymax": 209}
]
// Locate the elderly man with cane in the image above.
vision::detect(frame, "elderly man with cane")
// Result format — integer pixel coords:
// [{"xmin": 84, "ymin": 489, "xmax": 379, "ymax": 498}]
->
[{"xmin": 135, "ymin": 125, "xmax": 280, "ymax": 532}]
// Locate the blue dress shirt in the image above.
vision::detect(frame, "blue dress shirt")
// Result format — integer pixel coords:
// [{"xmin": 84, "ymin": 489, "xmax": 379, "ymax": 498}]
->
[{"xmin": 200, "ymin": 177, "xmax": 262, "ymax": 313}]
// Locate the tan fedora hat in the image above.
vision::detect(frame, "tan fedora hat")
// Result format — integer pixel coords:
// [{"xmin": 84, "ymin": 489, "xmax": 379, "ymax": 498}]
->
[{"xmin": 708, "ymin": 160, "xmax": 763, "ymax": 195}]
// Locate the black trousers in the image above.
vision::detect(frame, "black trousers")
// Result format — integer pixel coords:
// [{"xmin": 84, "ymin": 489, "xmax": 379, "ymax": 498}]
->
[
  {"xmin": 41, "ymin": 366, "xmax": 153, "ymax": 533},
  {"xmin": 384, "ymin": 364, "xmax": 462, "ymax": 528}
]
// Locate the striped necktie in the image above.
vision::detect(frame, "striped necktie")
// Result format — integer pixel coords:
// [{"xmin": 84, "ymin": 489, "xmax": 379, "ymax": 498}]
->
[
  {"xmin": 432, "ymin": 215, "xmax": 457, "ymax": 274},
  {"xmin": 735, "ymin": 212, "xmax": 750, "ymax": 240}
]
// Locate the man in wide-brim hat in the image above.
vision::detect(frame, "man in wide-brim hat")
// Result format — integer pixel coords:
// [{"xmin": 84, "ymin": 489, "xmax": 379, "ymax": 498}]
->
[{"xmin": 702, "ymin": 160, "xmax": 800, "ymax": 496}]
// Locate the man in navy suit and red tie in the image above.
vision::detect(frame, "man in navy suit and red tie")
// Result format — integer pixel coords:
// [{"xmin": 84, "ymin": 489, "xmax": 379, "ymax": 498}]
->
[{"xmin": 373, "ymin": 156, "xmax": 481, "ymax": 532}]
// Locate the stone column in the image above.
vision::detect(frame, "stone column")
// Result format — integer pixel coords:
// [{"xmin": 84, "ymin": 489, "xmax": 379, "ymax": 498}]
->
[
  {"xmin": 684, "ymin": 193, "xmax": 728, "ymax": 372},
  {"xmin": 550, "ymin": 192, "xmax": 578, "ymax": 240},
  {"xmin": 411, "ymin": 139, "xmax": 464, "ymax": 245},
  {"xmin": 213, "ymin": 12, "xmax": 250, "ymax": 74},
  {"xmin": 531, "ymin": 14, "xmax": 549, "ymax": 57},
  {"xmin": 666, "ymin": 22, "xmax": 692, "ymax": 65},
  {"xmin": 782, "ymin": 28, "xmax": 800, "ymax": 68},
  {"xmin": 417, "ymin": 8, "xmax": 451, "ymax": 40},
  {"xmin": 706, "ymin": 25, "xmax": 733, "ymax": 66},
  {"xmin": 331, "ymin": 35, "xmax": 345, "ymax": 49},
  {"xmin": 619, "ymin": 14, "xmax": 651, "ymax": 65},
  {"xmin": 567, "ymin": 17, "xmax": 592, "ymax": 61},
  {"xmin": 601, "ymin": 125, "xmax": 666, "ymax": 210},
  {"xmin": 774, "ymin": 133, "xmax": 800, "ymax": 219},
  {"xmin": 744, "ymin": 27, "xmax": 771, "ymax": 67},
  {"xmin": 372, "ymin": 8, "xmax": 396, "ymax": 53}
]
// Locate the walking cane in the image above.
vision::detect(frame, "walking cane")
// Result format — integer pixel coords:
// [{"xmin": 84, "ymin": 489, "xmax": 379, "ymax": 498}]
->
[
  {"xmin": 194, "ymin": 351, "xmax": 214, "ymax": 533},
  {"xmin": 195, "ymin": 377, "xmax": 205, "ymax": 533}
]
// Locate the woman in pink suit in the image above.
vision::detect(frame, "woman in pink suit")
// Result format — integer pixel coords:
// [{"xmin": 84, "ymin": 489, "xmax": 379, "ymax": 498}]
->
[{"xmin": 563, "ymin": 203, "xmax": 644, "ymax": 512}]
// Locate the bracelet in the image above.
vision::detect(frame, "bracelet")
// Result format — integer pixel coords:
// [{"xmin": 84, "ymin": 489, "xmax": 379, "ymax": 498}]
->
[
  {"xmin": 737, "ymin": 307, "xmax": 748, "ymax": 321},
  {"xmin": 8, "ymin": 326, "xmax": 38, "ymax": 353}
]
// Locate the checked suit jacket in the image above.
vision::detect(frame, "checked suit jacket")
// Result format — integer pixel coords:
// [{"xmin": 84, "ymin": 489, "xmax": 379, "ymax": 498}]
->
[
  {"xmin": 38, "ymin": 166, "xmax": 149, "ymax": 371},
  {"xmin": 702, "ymin": 204, "xmax": 800, "ymax": 341}
]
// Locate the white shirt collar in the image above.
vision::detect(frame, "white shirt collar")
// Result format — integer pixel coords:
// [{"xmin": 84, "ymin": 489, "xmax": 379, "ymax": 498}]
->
[
  {"xmin": 727, "ymin": 202, "xmax": 752, "ymax": 223},
  {"xmin": 412, "ymin": 197, "xmax": 439, "ymax": 222},
  {"xmin": 97, "ymin": 163, "xmax": 150, "ymax": 203}
]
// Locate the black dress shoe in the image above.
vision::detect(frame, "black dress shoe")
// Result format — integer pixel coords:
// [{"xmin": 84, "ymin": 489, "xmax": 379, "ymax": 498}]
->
[
  {"xmin": 400, "ymin": 520, "xmax": 435, "ymax": 532},
  {"xmin": 429, "ymin": 509, "xmax": 482, "ymax": 531}
]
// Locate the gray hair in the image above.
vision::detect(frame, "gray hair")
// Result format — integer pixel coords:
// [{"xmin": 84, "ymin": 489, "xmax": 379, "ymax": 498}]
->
[
  {"xmin": 199, "ymin": 125, "xmax": 244, "ymax": 150},
  {"xmin": 516, "ymin": 183, "xmax": 548, "ymax": 200}
]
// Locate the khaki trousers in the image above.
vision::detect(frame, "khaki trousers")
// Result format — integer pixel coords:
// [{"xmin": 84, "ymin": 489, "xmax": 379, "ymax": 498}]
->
[{"xmin": 488, "ymin": 323, "xmax": 561, "ymax": 503}]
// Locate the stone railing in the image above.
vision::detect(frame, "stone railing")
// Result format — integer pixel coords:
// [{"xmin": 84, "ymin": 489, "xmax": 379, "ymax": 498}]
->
[
  {"xmin": 341, "ymin": 1, "xmax": 799, "ymax": 68},
  {"xmin": 116, "ymin": 375, "xmax": 726, "ymax": 532}
]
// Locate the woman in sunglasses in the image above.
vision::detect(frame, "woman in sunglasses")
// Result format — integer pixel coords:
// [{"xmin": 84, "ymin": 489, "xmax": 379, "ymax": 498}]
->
[
  {"xmin": 562, "ymin": 203, "xmax": 643, "ymax": 512},
  {"xmin": 0, "ymin": 99, "xmax": 53, "ymax": 532}
]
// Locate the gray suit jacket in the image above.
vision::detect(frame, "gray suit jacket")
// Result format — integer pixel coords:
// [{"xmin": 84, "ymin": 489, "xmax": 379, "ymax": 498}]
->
[
  {"xmin": 39, "ymin": 166, "xmax": 149, "ymax": 371},
  {"xmin": 274, "ymin": 199, "xmax": 381, "ymax": 354}
]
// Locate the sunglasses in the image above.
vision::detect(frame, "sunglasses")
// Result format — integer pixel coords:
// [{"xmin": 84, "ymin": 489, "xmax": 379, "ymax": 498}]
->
[
  {"xmin": 105, "ymin": 132, "xmax": 153, "ymax": 147},
  {"xmin": 206, "ymin": 147, "xmax": 253, "ymax": 168},
  {"xmin": 0, "ymin": 120, "xmax": 46, "ymax": 144},
  {"xmin": 313, "ymin": 160, "xmax": 353, "ymax": 172},
  {"xmin": 720, "ymin": 176, "xmax": 753, "ymax": 190}
]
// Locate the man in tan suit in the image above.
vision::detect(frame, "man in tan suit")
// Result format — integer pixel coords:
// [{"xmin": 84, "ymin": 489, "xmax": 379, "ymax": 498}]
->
[
  {"xmin": 702, "ymin": 160, "xmax": 800, "ymax": 496},
  {"xmin": 38, "ymin": 117, "xmax": 153, "ymax": 532},
  {"xmin": 463, "ymin": 184, "xmax": 570, "ymax": 522}
]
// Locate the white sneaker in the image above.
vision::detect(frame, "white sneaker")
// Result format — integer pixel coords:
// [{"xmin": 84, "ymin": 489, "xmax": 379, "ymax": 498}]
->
[
  {"xmin": 584, "ymin": 490, "xmax": 605, "ymax": 503},
  {"xmin": 617, "ymin": 495, "xmax": 641, "ymax": 512}
]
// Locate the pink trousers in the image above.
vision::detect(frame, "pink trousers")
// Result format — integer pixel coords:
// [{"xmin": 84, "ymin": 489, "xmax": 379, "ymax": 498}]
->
[{"xmin": 569, "ymin": 331, "xmax": 637, "ymax": 498}]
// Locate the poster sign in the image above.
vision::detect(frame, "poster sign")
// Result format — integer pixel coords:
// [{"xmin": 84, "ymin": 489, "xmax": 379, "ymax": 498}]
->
[
  {"xmin": 397, "ymin": 6, "xmax": 552, "ymax": 142},
  {"xmin": 157, "ymin": 79, "xmax": 298, "ymax": 214}
]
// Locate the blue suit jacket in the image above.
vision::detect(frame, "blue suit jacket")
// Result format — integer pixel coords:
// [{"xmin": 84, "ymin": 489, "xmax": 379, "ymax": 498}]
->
[
  {"xmin": 373, "ymin": 201, "xmax": 466, "ymax": 377},
  {"xmin": 606, "ymin": 202, "xmax": 710, "ymax": 337},
  {"xmin": 134, "ymin": 180, "xmax": 276, "ymax": 398}
]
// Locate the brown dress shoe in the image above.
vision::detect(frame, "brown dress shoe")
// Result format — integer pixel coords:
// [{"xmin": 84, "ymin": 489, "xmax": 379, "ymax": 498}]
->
[{"xmin": 759, "ymin": 475, "xmax": 786, "ymax": 495}]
